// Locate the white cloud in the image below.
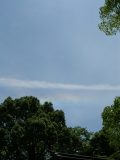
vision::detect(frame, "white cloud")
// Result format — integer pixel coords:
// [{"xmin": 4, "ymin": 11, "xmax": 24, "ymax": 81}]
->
[{"xmin": 0, "ymin": 77, "xmax": 120, "ymax": 91}]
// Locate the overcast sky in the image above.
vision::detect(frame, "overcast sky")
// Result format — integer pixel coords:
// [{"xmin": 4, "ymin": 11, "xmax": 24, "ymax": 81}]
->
[{"xmin": 0, "ymin": 0, "xmax": 120, "ymax": 131}]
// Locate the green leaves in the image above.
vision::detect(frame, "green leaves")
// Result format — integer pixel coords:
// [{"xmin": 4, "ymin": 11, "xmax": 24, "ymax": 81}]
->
[
  {"xmin": 0, "ymin": 96, "xmax": 68, "ymax": 159},
  {"xmin": 11, "ymin": 123, "xmax": 25, "ymax": 143},
  {"xmin": 102, "ymin": 97, "xmax": 120, "ymax": 150},
  {"xmin": 1, "ymin": 95, "xmax": 116, "ymax": 159},
  {"xmin": 99, "ymin": 0, "xmax": 120, "ymax": 35},
  {"xmin": 26, "ymin": 117, "xmax": 46, "ymax": 143}
]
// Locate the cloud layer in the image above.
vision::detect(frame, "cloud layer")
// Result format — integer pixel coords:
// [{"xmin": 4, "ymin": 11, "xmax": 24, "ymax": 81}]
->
[{"xmin": 0, "ymin": 78, "xmax": 120, "ymax": 91}]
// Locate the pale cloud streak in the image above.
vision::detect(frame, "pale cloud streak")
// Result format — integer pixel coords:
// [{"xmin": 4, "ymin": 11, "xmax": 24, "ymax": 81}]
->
[{"xmin": 0, "ymin": 77, "xmax": 120, "ymax": 91}]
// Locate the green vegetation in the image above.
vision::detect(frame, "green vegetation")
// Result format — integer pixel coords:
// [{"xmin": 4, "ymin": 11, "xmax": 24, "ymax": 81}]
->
[
  {"xmin": 0, "ymin": 96, "xmax": 120, "ymax": 159},
  {"xmin": 99, "ymin": 0, "xmax": 120, "ymax": 35}
]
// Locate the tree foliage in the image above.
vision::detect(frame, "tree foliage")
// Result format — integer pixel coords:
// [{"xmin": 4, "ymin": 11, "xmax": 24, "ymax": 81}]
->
[
  {"xmin": 0, "ymin": 96, "xmax": 66, "ymax": 160},
  {"xmin": 1, "ymin": 96, "xmax": 118, "ymax": 159},
  {"xmin": 90, "ymin": 129, "xmax": 113, "ymax": 156},
  {"xmin": 102, "ymin": 97, "xmax": 120, "ymax": 150},
  {"xmin": 0, "ymin": 96, "xmax": 92, "ymax": 160},
  {"xmin": 99, "ymin": 0, "xmax": 120, "ymax": 35}
]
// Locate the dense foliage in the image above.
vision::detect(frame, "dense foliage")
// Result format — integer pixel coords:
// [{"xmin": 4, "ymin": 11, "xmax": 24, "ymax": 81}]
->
[
  {"xmin": 0, "ymin": 96, "xmax": 66, "ymax": 160},
  {"xmin": 99, "ymin": 0, "xmax": 120, "ymax": 35},
  {"xmin": 0, "ymin": 96, "xmax": 120, "ymax": 159},
  {"xmin": 102, "ymin": 97, "xmax": 120, "ymax": 159},
  {"xmin": 0, "ymin": 96, "xmax": 92, "ymax": 160}
]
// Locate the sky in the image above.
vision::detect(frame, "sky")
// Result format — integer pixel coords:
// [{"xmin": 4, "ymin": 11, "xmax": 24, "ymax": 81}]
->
[{"xmin": 0, "ymin": 0, "xmax": 120, "ymax": 131}]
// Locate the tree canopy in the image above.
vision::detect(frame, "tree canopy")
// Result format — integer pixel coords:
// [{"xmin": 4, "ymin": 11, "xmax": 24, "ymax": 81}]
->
[
  {"xmin": 99, "ymin": 0, "xmax": 120, "ymax": 35},
  {"xmin": 0, "ymin": 96, "xmax": 66, "ymax": 160},
  {"xmin": 0, "ymin": 96, "xmax": 93, "ymax": 160},
  {"xmin": 1, "ymin": 96, "xmax": 120, "ymax": 159},
  {"xmin": 102, "ymin": 97, "xmax": 120, "ymax": 149},
  {"xmin": 101, "ymin": 97, "xmax": 120, "ymax": 159}
]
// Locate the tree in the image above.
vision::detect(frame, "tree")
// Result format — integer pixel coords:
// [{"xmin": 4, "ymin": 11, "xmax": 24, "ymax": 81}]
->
[
  {"xmin": 102, "ymin": 97, "xmax": 120, "ymax": 150},
  {"xmin": 64, "ymin": 127, "xmax": 93, "ymax": 155},
  {"xmin": 0, "ymin": 96, "xmax": 66, "ymax": 160},
  {"xmin": 99, "ymin": 0, "xmax": 120, "ymax": 35},
  {"xmin": 90, "ymin": 130, "xmax": 113, "ymax": 157}
]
